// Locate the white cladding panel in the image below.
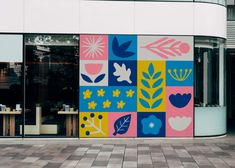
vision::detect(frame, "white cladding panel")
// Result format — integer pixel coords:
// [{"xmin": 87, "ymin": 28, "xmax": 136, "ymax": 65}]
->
[
  {"xmin": 0, "ymin": 0, "xmax": 227, "ymax": 38},
  {"xmin": 80, "ymin": 1, "xmax": 134, "ymax": 34},
  {"xmin": 194, "ymin": 3, "xmax": 227, "ymax": 38},
  {"xmin": 0, "ymin": 0, "xmax": 24, "ymax": 32},
  {"xmin": 24, "ymin": 0, "xmax": 80, "ymax": 33},
  {"xmin": 134, "ymin": 2, "xmax": 194, "ymax": 35}
]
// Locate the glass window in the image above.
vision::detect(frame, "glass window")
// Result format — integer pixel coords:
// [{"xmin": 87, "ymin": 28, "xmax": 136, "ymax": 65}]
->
[
  {"xmin": 24, "ymin": 34, "xmax": 79, "ymax": 137},
  {"xmin": 227, "ymin": 0, "xmax": 235, "ymax": 5},
  {"xmin": 0, "ymin": 35, "xmax": 23, "ymax": 62},
  {"xmin": 194, "ymin": 37, "xmax": 225, "ymax": 107},
  {"xmin": 0, "ymin": 63, "xmax": 23, "ymax": 137},
  {"xmin": 228, "ymin": 5, "xmax": 235, "ymax": 21},
  {"xmin": 0, "ymin": 34, "xmax": 23, "ymax": 137}
]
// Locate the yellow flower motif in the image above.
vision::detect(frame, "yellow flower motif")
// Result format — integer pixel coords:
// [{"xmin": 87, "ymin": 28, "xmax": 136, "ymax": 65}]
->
[
  {"xmin": 117, "ymin": 100, "xmax": 125, "ymax": 109},
  {"xmin": 83, "ymin": 89, "xmax": 92, "ymax": 99},
  {"xmin": 88, "ymin": 101, "xmax": 97, "ymax": 110},
  {"xmin": 97, "ymin": 89, "xmax": 105, "ymax": 97},
  {"xmin": 126, "ymin": 89, "xmax": 135, "ymax": 98},
  {"xmin": 103, "ymin": 100, "xmax": 111, "ymax": 109},
  {"xmin": 113, "ymin": 89, "xmax": 121, "ymax": 97}
]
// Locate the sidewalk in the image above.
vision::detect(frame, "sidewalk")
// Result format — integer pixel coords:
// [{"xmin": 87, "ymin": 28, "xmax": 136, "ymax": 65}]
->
[{"xmin": 0, "ymin": 135, "xmax": 235, "ymax": 168}]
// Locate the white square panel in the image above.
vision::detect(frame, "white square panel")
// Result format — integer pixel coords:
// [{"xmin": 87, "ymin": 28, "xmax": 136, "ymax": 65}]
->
[{"xmin": 80, "ymin": 60, "xmax": 108, "ymax": 86}]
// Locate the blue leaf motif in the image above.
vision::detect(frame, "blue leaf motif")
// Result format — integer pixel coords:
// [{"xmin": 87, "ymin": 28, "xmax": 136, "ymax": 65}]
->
[
  {"xmin": 152, "ymin": 88, "xmax": 163, "ymax": 99},
  {"xmin": 141, "ymin": 89, "xmax": 150, "ymax": 99},
  {"xmin": 141, "ymin": 79, "xmax": 150, "ymax": 88},
  {"xmin": 124, "ymin": 51, "xmax": 135, "ymax": 57},
  {"xmin": 151, "ymin": 99, "xmax": 162, "ymax": 109},
  {"xmin": 112, "ymin": 37, "xmax": 135, "ymax": 58},
  {"xmin": 148, "ymin": 63, "xmax": 154, "ymax": 76},
  {"xmin": 113, "ymin": 114, "xmax": 131, "ymax": 136},
  {"xmin": 119, "ymin": 41, "xmax": 132, "ymax": 51},
  {"xmin": 139, "ymin": 98, "xmax": 150, "ymax": 108},
  {"xmin": 142, "ymin": 72, "xmax": 150, "ymax": 79},
  {"xmin": 94, "ymin": 74, "xmax": 105, "ymax": 83},
  {"xmin": 81, "ymin": 74, "xmax": 92, "ymax": 83},
  {"xmin": 153, "ymin": 72, "xmax": 161, "ymax": 79},
  {"xmin": 152, "ymin": 78, "xmax": 163, "ymax": 88},
  {"xmin": 112, "ymin": 37, "xmax": 119, "ymax": 51}
]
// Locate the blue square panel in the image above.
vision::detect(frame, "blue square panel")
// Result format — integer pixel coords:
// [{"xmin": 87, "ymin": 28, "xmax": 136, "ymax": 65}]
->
[
  {"xmin": 137, "ymin": 112, "xmax": 165, "ymax": 137},
  {"xmin": 109, "ymin": 61, "xmax": 137, "ymax": 86},
  {"xmin": 166, "ymin": 61, "xmax": 193, "ymax": 86},
  {"xmin": 108, "ymin": 35, "xmax": 137, "ymax": 60},
  {"xmin": 79, "ymin": 86, "xmax": 137, "ymax": 112}
]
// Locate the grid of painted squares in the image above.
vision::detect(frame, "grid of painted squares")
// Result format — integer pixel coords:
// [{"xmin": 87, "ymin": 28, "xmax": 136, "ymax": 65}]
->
[{"xmin": 79, "ymin": 35, "xmax": 194, "ymax": 138}]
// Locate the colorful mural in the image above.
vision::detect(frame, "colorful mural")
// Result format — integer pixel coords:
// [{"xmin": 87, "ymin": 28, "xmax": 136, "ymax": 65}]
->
[{"xmin": 79, "ymin": 35, "xmax": 193, "ymax": 138}]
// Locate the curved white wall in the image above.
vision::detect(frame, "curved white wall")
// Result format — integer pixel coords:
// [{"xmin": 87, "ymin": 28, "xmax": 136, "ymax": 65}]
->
[
  {"xmin": 195, "ymin": 107, "xmax": 227, "ymax": 136},
  {"xmin": 0, "ymin": 0, "xmax": 226, "ymax": 38},
  {"xmin": 194, "ymin": 3, "xmax": 227, "ymax": 38}
]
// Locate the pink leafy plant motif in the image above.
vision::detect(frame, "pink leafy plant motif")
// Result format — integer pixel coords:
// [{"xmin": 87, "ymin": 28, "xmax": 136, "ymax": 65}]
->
[{"xmin": 141, "ymin": 37, "xmax": 190, "ymax": 59}]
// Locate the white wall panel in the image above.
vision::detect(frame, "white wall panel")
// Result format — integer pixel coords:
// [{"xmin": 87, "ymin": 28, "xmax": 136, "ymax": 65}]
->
[
  {"xmin": 195, "ymin": 107, "xmax": 226, "ymax": 136},
  {"xmin": 24, "ymin": 0, "xmax": 79, "ymax": 33},
  {"xmin": 80, "ymin": 1, "xmax": 134, "ymax": 34},
  {"xmin": 134, "ymin": 2, "xmax": 194, "ymax": 35},
  {"xmin": 0, "ymin": 0, "xmax": 227, "ymax": 38},
  {"xmin": 194, "ymin": 3, "xmax": 227, "ymax": 38},
  {"xmin": 0, "ymin": 0, "xmax": 24, "ymax": 32}
]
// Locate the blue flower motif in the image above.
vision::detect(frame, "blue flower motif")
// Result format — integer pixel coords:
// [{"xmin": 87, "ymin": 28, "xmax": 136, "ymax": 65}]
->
[
  {"xmin": 141, "ymin": 115, "xmax": 162, "ymax": 135},
  {"xmin": 169, "ymin": 93, "xmax": 191, "ymax": 108}
]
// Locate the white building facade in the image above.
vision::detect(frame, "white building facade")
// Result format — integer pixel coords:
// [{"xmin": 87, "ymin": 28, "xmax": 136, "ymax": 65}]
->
[{"xmin": 0, "ymin": 0, "xmax": 227, "ymax": 138}]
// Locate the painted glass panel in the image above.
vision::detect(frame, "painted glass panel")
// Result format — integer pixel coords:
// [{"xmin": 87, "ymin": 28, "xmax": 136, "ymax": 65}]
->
[{"xmin": 79, "ymin": 35, "xmax": 193, "ymax": 138}]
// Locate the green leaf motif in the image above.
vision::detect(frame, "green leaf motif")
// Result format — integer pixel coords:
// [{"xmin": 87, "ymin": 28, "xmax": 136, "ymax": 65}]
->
[
  {"xmin": 139, "ymin": 98, "xmax": 150, "ymax": 108},
  {"xmin": 148, "ymin": 63, "xmax": 154, "ymax": 76},
  {"xmin": 140, "ymin": 89, "xmax": 150, "ymax": 99},
  {"xmin": 151, "ymin": 99, "xmax": 163, "ymax": 109},
  {"xmin": 153, "ymin": 72, "xmax": 161, "ymax": 79},
  {"xmin": 152, "ymin": 88, "xmax": 163, "ymax": 99},
  {"xmin": 141, "ymin": 79, "xmax": 150, "ymax": 88},
  {"xmin": 142, "ymin": 72, "xmax": 150, "ymax": 79},
  {"xmin": 152, "ymin": 78, "xmax": 163, "ymax": 88}
]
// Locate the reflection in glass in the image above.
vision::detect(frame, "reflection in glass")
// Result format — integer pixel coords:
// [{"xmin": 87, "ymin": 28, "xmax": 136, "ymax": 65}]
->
[
  {"xmin": 228, "ymin": 5, "xmax": 235, "ymax": 21},
  {"xmin": 0, "ymin": 62, "xmax": 23, "ymax": 137},
  {"xmin": 25, "ymin": 34, "xmax": 79, "ymax": 137},
  {"xmin": 194, "ymin": 37, "xmax": 225, "ymax": 107}
]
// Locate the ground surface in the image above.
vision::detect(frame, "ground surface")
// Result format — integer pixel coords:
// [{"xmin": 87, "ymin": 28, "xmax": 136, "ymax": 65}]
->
[{"xmin": 0, "ymin": 135, "xmax": 235, "ymax": 168}]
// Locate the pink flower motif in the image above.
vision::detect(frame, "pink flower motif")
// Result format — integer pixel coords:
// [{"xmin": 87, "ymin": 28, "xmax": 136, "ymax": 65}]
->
[
  {"xmin": 80, "ymin": 35, "xmax": 108, "ymax": 60},
  {"xmin": 85, "ymin": 64, "xmax": 103, "ymax": 75}
]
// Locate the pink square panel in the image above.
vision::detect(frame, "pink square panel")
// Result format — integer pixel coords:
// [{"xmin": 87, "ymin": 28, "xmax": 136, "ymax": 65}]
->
[
  {"xmin": 166, "ymin": 86, "xmax": 193, "ymax": 137},
  {"xmin": 80, "ymin": 35, "xmax": 108, "ymax": 60},
  {"xmin": 108, "ymin": 112, "xmax": 137, "ymax": 138}
]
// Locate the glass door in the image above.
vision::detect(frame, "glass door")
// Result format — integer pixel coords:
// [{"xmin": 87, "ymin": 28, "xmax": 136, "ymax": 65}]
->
[{"xmin": 24, "ymin": 34, "xmax": 79, "ymax": 137}]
